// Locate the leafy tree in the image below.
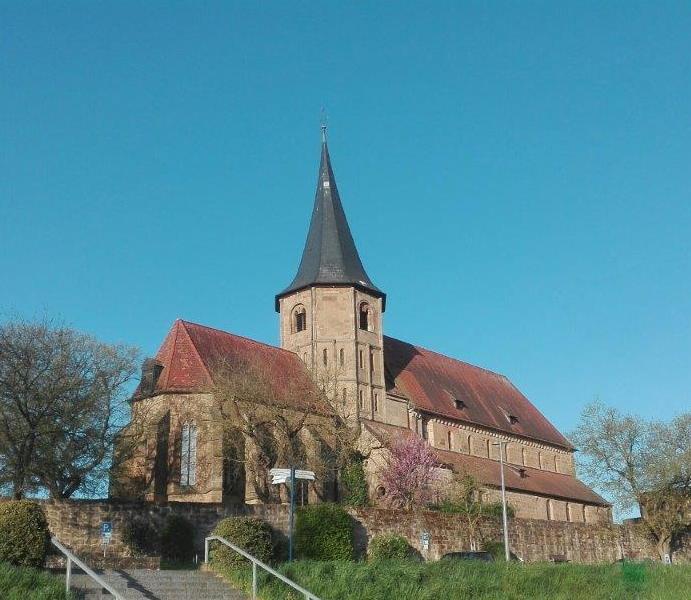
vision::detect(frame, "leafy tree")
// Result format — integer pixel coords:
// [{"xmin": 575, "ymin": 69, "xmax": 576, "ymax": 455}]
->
[
  {"xmin": 0, "ymin": 318, "xmax": 138, "ymax": 498},
  {"xmin": 379, "ymin": 435, "xmax": 438, "ymax": 510},
  {"xmin": 571, "ymin": 401, "xmax": 690, "ymax": 560}
]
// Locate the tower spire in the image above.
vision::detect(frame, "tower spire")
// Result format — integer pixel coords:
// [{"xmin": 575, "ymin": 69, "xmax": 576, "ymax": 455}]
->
[{"xmin": 275, "ymin": 131, "xmax": 385, "ymax": 311}]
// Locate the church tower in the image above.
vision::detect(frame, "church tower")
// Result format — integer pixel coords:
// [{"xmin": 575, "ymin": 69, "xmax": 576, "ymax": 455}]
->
[{"xmin": 276, "ymin": 129, "xmax": 386, "ymax": 422}]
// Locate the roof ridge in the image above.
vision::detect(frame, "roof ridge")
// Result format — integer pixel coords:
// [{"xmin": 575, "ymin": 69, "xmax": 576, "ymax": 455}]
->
[
  {"xmin": 384, "ymin": 334, "xmax": 510, "ymax": 380},
  {"xmin": 178, "ymin": 319, "xmax": 298, "ymax": 357}
]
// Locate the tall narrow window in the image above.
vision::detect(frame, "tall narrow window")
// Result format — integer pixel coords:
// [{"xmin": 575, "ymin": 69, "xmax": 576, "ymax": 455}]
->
[
  {"xmin": 486, "ymin": 439, "xmax": 491, "ymax": 458},
  {"xmin": 322, "ymin": 348, "xmax": 328, "ymax": 366},
  {"xmin": 369, "ymin": 350, "xmax": 374, "ymax": 373},
  {"xmin": 521, "ymin": 447, "xmax": 527, "ymax": 466},
  {"xmin": 292, "ymin": 305, "xmax": 307, "ymax": 333},
  {"xmin": 359, "ymin": 389, "xmax": 364, "ymax": 409},
  {"xmin": 359, "ymin": 302, "xmax": 372, "ymax": 331},
  {"xmin": 546, "ymin": 499, "xmax": 554, "ymax": 521},
  {"xmin": 180, "ymin": 422, "xmax": 197, "ymax": 486},
  {"xmin": 359, "ymin": 349, "xmax": 364, "ymax": 369},
  {"xmin": 467, "ymin": 435, "xmax": 473, "ymax": 454},
  {"xmin": 447, "ymin": 431, "xmax": 454, "ymax": 451},
  {"xmin": 373, "ymin": 393, "xmax": 379, "ymax": 412},
  {"xmin": 342, "ymin": 388, "xmax": 347, "ymax": 404},
  {"xmin": 339, "ymin": 348, "xmax": 344, "ymax": 366}
]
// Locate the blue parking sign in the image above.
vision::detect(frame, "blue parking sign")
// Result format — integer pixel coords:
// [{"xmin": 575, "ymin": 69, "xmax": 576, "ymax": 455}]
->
[{"xmin": 101, "ymin": 521, "xmax": 113, "ymax": 539}]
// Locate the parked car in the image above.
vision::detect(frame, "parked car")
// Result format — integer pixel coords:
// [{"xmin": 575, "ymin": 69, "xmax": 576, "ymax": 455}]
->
[{"xmin": 441, "ymin": 551, "xmax": 494, "ymax": 562}]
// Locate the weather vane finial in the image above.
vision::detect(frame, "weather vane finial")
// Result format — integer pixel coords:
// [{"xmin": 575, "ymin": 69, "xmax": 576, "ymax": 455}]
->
[{"xmin": 320, "ymin": 107, "xmax": 328, "ymax": 143}]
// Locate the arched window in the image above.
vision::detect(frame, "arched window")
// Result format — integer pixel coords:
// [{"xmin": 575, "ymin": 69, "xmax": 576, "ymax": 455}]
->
[
  {"xmin": 322, "ymin": 348, "xmax": 328, "ymax": 366},
  {"xmin": 339, "ymin": 348, "xmax": 344, "ymax": 366},
  {"xmin": 359, "ymin": 302, "xmax": 373, "ymax": 331},
  {"xmin": 180, "ymin": 422, "xmax": 197, "ymax": 487},
  {"xmin": 292, "ymin": 305, "xmax": 307, "ymax": 333},
  {"xmin": 467, "ymin": 434, "xmax": 473, "ymax": 455}
]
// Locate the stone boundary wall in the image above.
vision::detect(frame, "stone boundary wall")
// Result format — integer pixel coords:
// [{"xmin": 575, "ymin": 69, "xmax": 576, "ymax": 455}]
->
[{"xmin": 24, "ymin": 499, "xmax": 689, "ymax": 565}]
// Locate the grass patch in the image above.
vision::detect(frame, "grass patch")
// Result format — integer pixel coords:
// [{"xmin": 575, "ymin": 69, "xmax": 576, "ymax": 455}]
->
[
  {"xmin": 0, "ymin": 562, "xmax": 70, "ymax": 600},
  {"xmin": 214, "ymin": 559, "xmax": 691, "ymax": 600}
]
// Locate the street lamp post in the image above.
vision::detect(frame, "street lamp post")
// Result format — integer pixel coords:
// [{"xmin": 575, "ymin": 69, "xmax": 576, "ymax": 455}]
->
[{"xmin": 493, "ymin": 440, "xmax": 511, "ymax": 562}]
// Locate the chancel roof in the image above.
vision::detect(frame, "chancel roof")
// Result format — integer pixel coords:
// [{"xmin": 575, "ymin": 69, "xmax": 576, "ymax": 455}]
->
[
  {"xmin": 275, "ymin": 136, "xmax": 384, "ymax": 310},
  {"xmin": 132, "ymin": 320, "xmax": 332, "ymax": 416}
]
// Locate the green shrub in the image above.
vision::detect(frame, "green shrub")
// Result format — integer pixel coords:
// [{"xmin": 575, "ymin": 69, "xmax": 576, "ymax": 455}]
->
[
  {"xmin": 368, "ymin": 534, "xmax": 413, "ymax": 561},
  {"xmin": 0, "ymin": 500, "xmax": 50, "ymax": 568},
  {"xmin": 160, "ymin": 514, "xmax": 195, "ymax": 563},
  {"xmin": 122, "ymin": 518, "xmax": 159, "ymax": 556},
  {"xmin": 211, "ymin": 517, "xmax": 273, "ymax": 570},
  {"xmin": 295, "ymin": 504, "xmax": 353, "ymax": 561},
  {"xmin": 0, "ymin": 561, "xmax": 68, "ymax": 599},
  {"xmin": 341, "ymin": 455, "xmax": 369, "ymax": 507}
]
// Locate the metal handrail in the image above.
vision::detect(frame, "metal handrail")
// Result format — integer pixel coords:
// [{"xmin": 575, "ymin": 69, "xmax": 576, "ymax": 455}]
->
[
  {"xmin": 51, "ymin": 537, "xmax": 126, "ymax": 600},
  {"xmin": 205, "ymin": 535, "xmax": 321, "ymax": 600}
]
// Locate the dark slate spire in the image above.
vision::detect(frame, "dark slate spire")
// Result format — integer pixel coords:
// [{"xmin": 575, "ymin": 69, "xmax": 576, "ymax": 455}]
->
[{"xmin": 275, "ymin": 131, "xmax": 385, "ymax": 311}]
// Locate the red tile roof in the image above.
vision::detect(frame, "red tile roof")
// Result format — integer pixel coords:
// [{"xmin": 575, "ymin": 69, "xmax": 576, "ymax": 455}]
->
[
  {"xmin": 384, "ymin": 336, "xmax": 573, "ymax": 450},
  {"xmin": 362, "ymin": 420, "xmax": 608, "ymax": 506},
  {"xmin": 134, "ymin": 320, "xmax": 332, "ymax": 415}
]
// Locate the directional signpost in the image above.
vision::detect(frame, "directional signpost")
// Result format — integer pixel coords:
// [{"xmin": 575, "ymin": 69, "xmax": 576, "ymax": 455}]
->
[{"xmin": 270, "ymin": 467, "xmax": 315, "ymax": 562}]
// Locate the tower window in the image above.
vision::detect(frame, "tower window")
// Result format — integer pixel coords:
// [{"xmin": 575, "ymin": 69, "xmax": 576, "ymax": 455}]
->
[
  {"xmin": 292, "ymin": 305, "xmax": 307, "ymax": 333},
  {"xmin": 339, "ymin": 348, "xmax": 344, "ymax": 366},
  {"xmin": 359, "ymin": 349, "xmax": 364, "ymax": 369},
  {"xmin": 369, "ymin": 350, "xmax": 374, "ymax": 373},
  {"xmin": 359, "ymin": 302, "xmax": 373, "ymax": 331},
  {"xmin": 359, "ymin": 389, "xmax": 364, "ymax": 409},
  {"xmin": 373, "ymin": 393, "xmax": 379, "ymax": 412},
  {"xmin": 180, "ymin": 422, "xmax": 197, "ymax": 487},
  {"xmin": 322, "ymin": 348, "xmax": 328, "ymax": 366},
  {"xmin": 447, "ymin": 431, "xmax": 454, "ymax": 451}
]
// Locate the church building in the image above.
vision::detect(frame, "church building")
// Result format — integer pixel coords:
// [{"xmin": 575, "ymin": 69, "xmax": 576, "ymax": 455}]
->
[{"xmin": 112, "ymin": 130, "xmax": 611, "ymax": 524}]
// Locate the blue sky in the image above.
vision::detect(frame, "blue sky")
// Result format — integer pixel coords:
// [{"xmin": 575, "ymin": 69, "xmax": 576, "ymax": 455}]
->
[{"xmin": 1, "ymin": 1, "xmax": 689, "ymax": 445}]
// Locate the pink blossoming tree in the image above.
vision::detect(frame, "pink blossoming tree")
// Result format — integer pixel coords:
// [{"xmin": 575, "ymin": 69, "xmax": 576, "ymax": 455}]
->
[{"xmin": 380, "ymin": 435, "xmax": 439, "ymax": 510}]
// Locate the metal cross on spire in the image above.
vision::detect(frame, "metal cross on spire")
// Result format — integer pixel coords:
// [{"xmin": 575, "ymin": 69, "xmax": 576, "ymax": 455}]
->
[{"xmin": 320, "ymin": 107, "xmax": 328, "ymax": 143}]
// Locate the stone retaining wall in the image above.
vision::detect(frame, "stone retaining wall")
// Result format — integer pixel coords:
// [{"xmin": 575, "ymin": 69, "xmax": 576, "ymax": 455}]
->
[{"xmin": 34, "ymin": 499, "xmax": 690, "ymax": 565}]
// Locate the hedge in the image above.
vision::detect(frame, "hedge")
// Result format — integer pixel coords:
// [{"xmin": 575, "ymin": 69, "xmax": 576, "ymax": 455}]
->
[
  {"xmin": 295, "ymin": 504, "xmax": 353, "ymax": 561},
  {"xmin": 368, "ymin": 534, "xmax": 414, "ymax": 561},
  {"xmin": 211, "ymin": 517, "xmax": 274, "ymax": 570},
  {"xmin": 0, "ymin": 501, "xmax": 50, "ymax": 568}
]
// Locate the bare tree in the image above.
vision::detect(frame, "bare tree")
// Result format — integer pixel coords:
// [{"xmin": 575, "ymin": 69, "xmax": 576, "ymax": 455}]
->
[
  {"xmin": 0, "ymin": 319, "xmax": 139, "ymax": 498},
  {"xmin": 571, "ymin": 401, "xmax": 690, "ymax": 560},
  {"xmin": 211, "ymin": 356, "xmax": 336, "ymax": 503}
]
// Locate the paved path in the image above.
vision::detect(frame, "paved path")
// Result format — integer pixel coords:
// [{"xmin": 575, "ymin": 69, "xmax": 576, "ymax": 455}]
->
[{"xmin": 66, "ymin": 568, "xmax": 248, "ymax": 600}]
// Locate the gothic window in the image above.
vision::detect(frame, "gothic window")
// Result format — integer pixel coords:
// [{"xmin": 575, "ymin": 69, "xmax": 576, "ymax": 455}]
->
[
  {"xmin": 180, "ymin": 422, "xmax": 197, "ymax": 487},
  {"xmin": 322, "ymin": 348, "xmax": 328, "ymax": 366},
  {"xmin": 292, "ymin": 305, "xmax": 307, "ymax": 333},
  {"xmin": 359, "ymin": 302, "xmax": 373, "ymax": 331},
  {"xmin": 339, "ymin": 348, "xmax": 344, "ymax": 366}
]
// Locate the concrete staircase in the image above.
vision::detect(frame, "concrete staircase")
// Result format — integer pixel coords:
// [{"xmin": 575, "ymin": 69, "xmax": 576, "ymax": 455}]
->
[{"xmin": 67, "ymin": 568, "xmax": 248, "ymax": 600}]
